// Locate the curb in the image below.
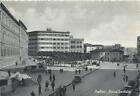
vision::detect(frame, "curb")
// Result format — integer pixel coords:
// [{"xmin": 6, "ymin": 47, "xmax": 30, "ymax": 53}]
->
[{"xmin": 49, "ymin": 68, "xmax": 99, "ymax": 96}]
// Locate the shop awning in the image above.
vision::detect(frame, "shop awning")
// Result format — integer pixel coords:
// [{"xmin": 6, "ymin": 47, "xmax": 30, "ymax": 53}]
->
[{"xmin": 11, "ymin": 72, "xmax": 31, "ymax": 80}]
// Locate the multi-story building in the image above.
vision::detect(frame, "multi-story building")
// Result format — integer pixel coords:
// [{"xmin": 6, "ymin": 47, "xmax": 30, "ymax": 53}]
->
[
  {"xmin": 0, "ymin": 2, "xmax": 28, "ymax": 68},
  {"xmin": 28, "ymin": 28, "xmax": 70, "ymax": 56},
  {"xmin": 28, "ymin": 29, "xmax": 85, "ymax": 57},
  {"xmin": 84, "ymin": 43, "xmax": 103, "ymax": 53},
  {"xmin": 91, "ymin": 49, "xmax": 124, "ymax": 62},
  {"xmin": 70, "ymin": 36, "xmax": 84, "ymax": 53}
]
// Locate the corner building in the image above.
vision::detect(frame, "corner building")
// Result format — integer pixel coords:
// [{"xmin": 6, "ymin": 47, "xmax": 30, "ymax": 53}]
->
[
  {"xmin": 28, "ymin": 29, "xmax": 70, "ymax": 56},
  {"xmin": 0, "ymin": 3, "xmax": 28, "ymax": 68}
]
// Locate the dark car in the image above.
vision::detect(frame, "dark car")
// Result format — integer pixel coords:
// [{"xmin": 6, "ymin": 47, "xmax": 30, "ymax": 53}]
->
[
  {"xmin": 73, "ymin": 75, "xmax": 82, "ymax": 83},
  {"xmin": 92, "ymin": 62, "xmax": 100, "ymax": 66},
  {"xmin": 128, "ymin": 80, "xmax": 136, "ymax": 88}
]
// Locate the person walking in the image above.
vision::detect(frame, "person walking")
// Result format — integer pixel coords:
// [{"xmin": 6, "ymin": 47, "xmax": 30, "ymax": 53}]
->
[
  {"xmin": 123, "ymin": 66, "xmax": 126, "ymax": 73},
  {"xmin": 51, "ymin": 81, "xmax": 55, "ymax": 91},
  {"xmin": 45, "ymin": 80, "xmax": 49, "ymax": 91},
  {"xmin": 63, "ymin": 86, "xmax": 67, "ymax": 96},
  {"xmin": 50, "ymin": 75, "xmax": 52, "ymax": 81},
  {"xmin": 53, "ymin": 74, "xmax": 55, "ymax": 81},
  {"xmin": 37, "ymin": 74, "xmax": 42, "ymax": 85},
  {"xmin": 72, "ymin": 82, "xmax": 75, "ymax": 91},
  {"xmin": 123, "ymin": 74, "xmax": 126, "ymax": 82},
  {"xmin": 8, "ymin": 70, "xmax": 11, "ymax": 76},
  {"xmin": 78, "ymin": 69, "xmax": 81, "ymax": 74},
  {"xmin": 113, "ymin": 71, "xmax": 116, "ymax": 78},
  {"xmin": 38, "ymin": 85, "xmax": 42, "ymax": 96},
  {"xmin": 75, "ymin": 70, "xmax": 77, "ymax": 74},
  {"xmin": 126, "ymin": 75, "xmax": 128, "ymax": 82},
  {"xmin": 58, "ymin": 86, "xmax": 63, "ymax": 96}
]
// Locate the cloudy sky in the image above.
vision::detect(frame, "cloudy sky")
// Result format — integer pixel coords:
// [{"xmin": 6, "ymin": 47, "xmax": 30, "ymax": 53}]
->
[{"xmin": 2, "ymin": 1, "xmax": 140, "ymax": 47}]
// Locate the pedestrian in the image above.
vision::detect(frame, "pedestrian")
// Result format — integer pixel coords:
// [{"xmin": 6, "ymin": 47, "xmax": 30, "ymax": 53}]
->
[
  {"xmin": 126, "ymin": 75, "xmax": 128, "ymax": 82},
  {"xmin": 38, "ymin": 85, "xmax": 42, "ymax": 96},
  {"xmin": 16, "ymin": 62, "xmax": 18, "ymax": 66},
  {"xmin": 21, "ymin": 78, "xmax": 24, "ymax": 86},
  {"xmin": 62, "ymin": 69, "xmax": 64, "ymax": 72},
  {"xmin": 123, "ymin": 74, "xmax": 126, "ymax": 82},
  {"xmin": 8, "ymin": 70, "xmax": 11, "ymax": 77},
  {"xmin": 85, "ymin": 67, "xmax": 88, "ymax": 71},
  {"xmin": 50, "ymin": 75, "xmax": 52, "ymax": 81},
  {"xmin": 58, "ymin": 86, "xmax": 62, "ymax": 96},
  {"xmin": 63, "ymin": 86, "xmax": 66, "ymax": 96},
  {"xmin": 113, "ymin": 71, "xmax": 116, "ymax": 78},
  {"xmin": 78, "ymin": 69, "xmax": 81, "ymax": 74},
  {"xmin": 37, "ymin": 74, "xmax": 42, "ymax": 85},
  {"xmin": 53, "ymin": 74, "xmax": 55, "ymax": 81},
  {"xmin": 123, "ymin": 66, "xmax": 126, "ymax": 73},
  {"xmin": 51, "ymin": 81, "xmax": 55, "ymax": 91},
  {"xmin": 136, "ymin": 63, "xmax": 139, "ymax": 69},
  {"xmin": 30, "ymin": 91, "xmax": 35, "ymax": 96},
  {"xmin": 72, "ymin": 82, "xmax": 75, "ymax": 91},
  {"xmin": 45, "ymin": 80, "xmax": 49, "ymax": 91},
  {"xmin": 75, "ymin": 70, "xmax": 77, "ymax": 74}
]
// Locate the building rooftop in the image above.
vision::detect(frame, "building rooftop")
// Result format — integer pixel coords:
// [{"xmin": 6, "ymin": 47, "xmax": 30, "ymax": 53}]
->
[
  {"xmin": 84, "ymin": 43, "xmax": 104, "ymax": 47},
  {"xmin": 28, "ymin": 30, "xmax": 70, "ymax": 34},
  {"xmin": 19, "ymin": 20, "xmax": 27, "ymax": 30}
]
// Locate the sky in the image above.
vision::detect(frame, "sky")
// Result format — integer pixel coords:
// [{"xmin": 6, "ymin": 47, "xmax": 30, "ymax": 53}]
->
[{"xmin": 2, "ymin": 1, "xmax": 140, "ymax": 47}]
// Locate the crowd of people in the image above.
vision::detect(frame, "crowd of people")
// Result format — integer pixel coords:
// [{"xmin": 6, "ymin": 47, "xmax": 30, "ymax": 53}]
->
[
  {"xmin": 30, "ymin": 69, "xmax": 68, "ymax": 96},
  {"xmin": 30, "ymin": 70, "xmax": 57, "ymax": 96}
]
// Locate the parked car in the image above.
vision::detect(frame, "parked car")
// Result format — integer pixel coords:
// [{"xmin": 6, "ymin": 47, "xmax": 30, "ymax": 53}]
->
[
  {"xmin": 127, "ymin": 80, "xmax": 136, "ymax": 88},
  {"xmin": 73, "ymin": 75, "xmax": 82, "ymax": 83}
]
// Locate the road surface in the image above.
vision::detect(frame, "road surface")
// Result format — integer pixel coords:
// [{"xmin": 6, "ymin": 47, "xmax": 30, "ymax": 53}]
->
[{"xmin": 66, "ymin": 69, "xmax": 138, "ymax": 96}]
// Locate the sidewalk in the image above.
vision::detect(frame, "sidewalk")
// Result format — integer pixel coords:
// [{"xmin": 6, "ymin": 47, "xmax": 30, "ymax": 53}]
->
[
  {"xmin": 99, "ymin": 62, "xmax": 139, "ymax": 70},
  {"xmin": 0, "ymin": 59, "xmax": 36, "ymax": 71}
]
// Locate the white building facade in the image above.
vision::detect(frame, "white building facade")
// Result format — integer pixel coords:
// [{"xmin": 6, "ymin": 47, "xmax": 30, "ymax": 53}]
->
[
  {"xmin": 0, "ymin": 3, "xmax": 28, "ymax": 68},
  {"xmin": 28, "ymin": 29, "xmax": 70, "ymax": 56},
  {"xmin": 28, "ymin": 29, "xmax": 85, "ymax": 56},
  {"xmin": 84, "ymin": 43, "xmax": 103, "ymax": 53}
]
